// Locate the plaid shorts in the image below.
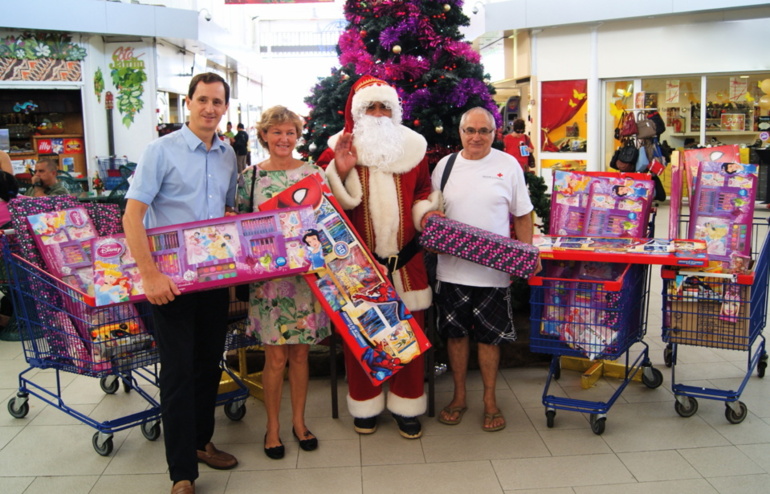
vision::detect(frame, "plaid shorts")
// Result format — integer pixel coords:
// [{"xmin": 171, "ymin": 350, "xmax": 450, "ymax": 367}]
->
[{"xmin": 435, "ymin": 281, "xmax": 516, "ymax": 345}]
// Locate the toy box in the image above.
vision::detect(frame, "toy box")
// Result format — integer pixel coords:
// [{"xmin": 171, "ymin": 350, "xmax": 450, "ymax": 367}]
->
[
  {"xmin": 91, "ymin": 207, "xmax": 317, "ymax": 306},
  {"xmin": 550, "ymin": 171, "xmax": 654, "ymax": 236},
  {"xmin": 688, "ymin": 161, "xmax": 757, "ymax": 262},
  {"xmin": 26, "ymin": 207, "xmax": 99, "ymax": 296},
  {"xmin": 259, "ymin": 173, "xmax": 431, "ymax": 385},
  {"xmin": 534, "ymin": 235, "xmax": 708, "ymax": 267},
  {"xmin": 583, "ymin": 178, "xmax": 654, "ymax": 238},
  {"xmin": 419, "ymin": 215, "xmax": 540, "ymax": 278},
  {"xmin": 681, "ymin": 145, "xmax": 740, "ymax": 196}
]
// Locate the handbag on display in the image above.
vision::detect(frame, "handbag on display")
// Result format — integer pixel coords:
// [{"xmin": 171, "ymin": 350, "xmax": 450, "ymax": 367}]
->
[
  {"xmin": 647, "ymin": 111, "xmax": 666, "ymax": 135},
  {"xmin": 635, "ymin": 143, "xmax": 650, "ymax": 172},
  {"xmin": 648, "ymin": 158, "xmax": 666, "ymax": 176},
  {"xmin": 619, "ymin": 111, "xmax": 638, "ymax": 137},
  {"xmin": 636, "ymin": 112, "xmax": 657, "ymax": 139},
  {"xmin": 615, "ymin": 139, "xmax": 638, "ymax": 172}
]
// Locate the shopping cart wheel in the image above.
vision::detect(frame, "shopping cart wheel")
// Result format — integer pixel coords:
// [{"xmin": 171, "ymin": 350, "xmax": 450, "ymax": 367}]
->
[
  {"xmin": 7, "ymin": 396, "xmax": 29, "ymax": 419},
  {"xmin": 224, "ymin": 401, "xmax": 247, "ymax": 421},
  {"xmin": 92, "ymin": 432, "xmax": 114, "ymax": 456},
  {"xmin": 663, "ymin": 345, "xmax": 673, "ymax": 368},
  {"xmin": 100, "ymin": 376, "xmax": 119, "ymax": 394},
  {"xmin": 758, "ymin": 354, "xmax": 768, "ymax": 378},
  {"xmin": 589, "ymin": 414, "xmax": 606, "ymax": 435},
  {"xmin": 725, "ymin": 401, "xmax": 748, "ymax": 424},
  {"xmin": 141, "ymin": 420, "xmax": 161, "ymax": 441},
  {"xmin": 641, "ymin": 366, "xmax": 664, "ymax": 389},
  {"xmin": 545, "ymin": 409, "xmax": 555, "ymax": 428},
  {"xmin": 674, "ymin": 396, "xmax": 698, "ymax": 417}
]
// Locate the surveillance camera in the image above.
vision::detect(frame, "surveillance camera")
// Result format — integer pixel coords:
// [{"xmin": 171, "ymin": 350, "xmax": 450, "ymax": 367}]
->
[
  {"xmin": 472, "ymin": 7, "xmax": 479, "ymax": 14},
  {"xmin": 204, "ymin": 12, "xmax": 212, "ymax": 22}
]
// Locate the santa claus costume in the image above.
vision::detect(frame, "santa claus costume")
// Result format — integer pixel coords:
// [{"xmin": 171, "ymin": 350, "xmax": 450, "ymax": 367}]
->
[{"xmin": 324, "ymin": 76, "xmax": 441, "ymax": 437}]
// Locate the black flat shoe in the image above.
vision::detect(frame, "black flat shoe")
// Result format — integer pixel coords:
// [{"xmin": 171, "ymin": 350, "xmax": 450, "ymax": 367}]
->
[
  {"xmin": 292, "ymin": 427, "xmax": 318, "ymax": 451},
  {"xmin": 263, "ymin": 434, "xmax": 284, "ymax": 460}
]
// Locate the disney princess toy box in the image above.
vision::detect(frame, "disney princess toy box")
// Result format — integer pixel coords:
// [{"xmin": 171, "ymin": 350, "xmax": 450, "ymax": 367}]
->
[{"xmin": 90, "ymin": 207, "xmax": 317, "ymax": 306}]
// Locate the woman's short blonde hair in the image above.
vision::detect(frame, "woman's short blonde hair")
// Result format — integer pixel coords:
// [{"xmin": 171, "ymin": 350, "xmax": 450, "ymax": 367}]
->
[{"xmin": 256, "ymin": 105, "xmax": 304, "ymax": 149}]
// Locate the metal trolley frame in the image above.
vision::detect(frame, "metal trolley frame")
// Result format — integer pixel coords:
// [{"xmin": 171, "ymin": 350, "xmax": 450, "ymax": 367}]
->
[
  {"xmin": 529, "ymin": 262, "xmax": 663, "ymax": 435},
  {"xmin": 661, "ymin": 218, "xmax": 770, "ymax": 424}
]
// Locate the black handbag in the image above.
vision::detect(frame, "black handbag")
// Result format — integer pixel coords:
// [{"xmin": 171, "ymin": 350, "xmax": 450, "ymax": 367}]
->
[{"xmin": 615, "ymin": 139, "xmax": 639, "ymax": 172}]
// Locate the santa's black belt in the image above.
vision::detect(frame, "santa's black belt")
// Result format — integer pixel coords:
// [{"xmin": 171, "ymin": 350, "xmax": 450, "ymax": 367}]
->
[{"xmin": 373, "ymin": 236, "xmax": 420, "ymax": 276}]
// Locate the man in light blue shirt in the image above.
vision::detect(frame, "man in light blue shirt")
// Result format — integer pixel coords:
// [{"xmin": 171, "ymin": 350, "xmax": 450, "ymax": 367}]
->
[{"xmin": 123, "ymin": 72, "xmax": 238, "ymax": 494}]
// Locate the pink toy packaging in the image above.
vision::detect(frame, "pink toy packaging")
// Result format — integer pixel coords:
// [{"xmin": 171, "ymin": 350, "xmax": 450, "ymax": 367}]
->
[
  {"xmin": 92, "ymin": 207, "xmax": 317, "ymax": 306},
  {"xmin": 681, "ymin": 145, "xmax": 740, "ymax": 196},
  {"xmin": 26, "ymin": 207, "xmax": 99, "ymax": 296},
  {"xmin": 550, "ymin": 171, "xmax": 653, "ymax": 237},
  {"xmin": 583, "ymin": 177, "xmax": 654, "ymax": 238},
  {"xmin": 259, "ymin": 173, "xmax": 432, "ymax": 386},
  {"xmin": 688, "ymin": 161, "xmax": 757, "ymax": 262}
]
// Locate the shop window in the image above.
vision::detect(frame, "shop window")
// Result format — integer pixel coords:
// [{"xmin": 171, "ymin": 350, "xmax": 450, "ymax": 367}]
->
[{"xmin": 541, "ymin": 79, "xmax": 588, "ymax": 153}]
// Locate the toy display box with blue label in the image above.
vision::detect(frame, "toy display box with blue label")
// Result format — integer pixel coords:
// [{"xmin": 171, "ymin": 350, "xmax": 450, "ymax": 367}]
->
[
  {"xmin": 91, "ymin": 207, "xmax": 316, "ymax": 306},
  {"xmin": 259, "ymin": 173, "xmax": 431, "ymax": 386}
]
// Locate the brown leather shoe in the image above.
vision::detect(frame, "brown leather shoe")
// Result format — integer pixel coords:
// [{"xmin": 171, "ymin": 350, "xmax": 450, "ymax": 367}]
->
[
  {"xmin": 171, "ymin": 480, "xmax": 194, "ymax": 494},
  {"xmin": 196, "ymin": 442, "xmax": 238, "ymax": 470}
]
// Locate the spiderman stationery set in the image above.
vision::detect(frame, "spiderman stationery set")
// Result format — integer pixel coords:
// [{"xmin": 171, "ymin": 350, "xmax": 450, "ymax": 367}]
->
[{"xmin": 259, "ymin": 174, "xmax": 431, "ymax": 385}]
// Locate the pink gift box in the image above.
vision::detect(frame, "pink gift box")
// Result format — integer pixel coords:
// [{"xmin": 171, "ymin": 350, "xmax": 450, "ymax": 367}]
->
[{"xmin": 420, "ymin": 216, "xmax": 540, "ymax": 278}]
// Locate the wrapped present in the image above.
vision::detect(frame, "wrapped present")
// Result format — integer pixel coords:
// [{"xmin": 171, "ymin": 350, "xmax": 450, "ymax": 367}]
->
[{"xmin": 420, "ymin": 215, "xmax": 539, "ymax": 278}]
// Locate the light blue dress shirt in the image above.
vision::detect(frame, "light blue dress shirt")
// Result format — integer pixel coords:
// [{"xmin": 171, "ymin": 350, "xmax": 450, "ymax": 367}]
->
[{"xmin": 126, "ymin": 124, "xmax": 238, "ymax": 229}]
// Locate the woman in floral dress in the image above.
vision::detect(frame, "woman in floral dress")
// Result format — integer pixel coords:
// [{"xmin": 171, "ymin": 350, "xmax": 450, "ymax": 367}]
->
[{"xmin": 235, "ymin": 106, "xmax": 330, "ymax": 459}]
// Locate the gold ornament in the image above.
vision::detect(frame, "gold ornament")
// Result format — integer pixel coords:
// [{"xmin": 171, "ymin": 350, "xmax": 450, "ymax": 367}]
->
[
  {"xmin": 443, "ymin": 4, "xmax": 451, "ymax": 12},
  {"xmin": 435, "ymin": 125, "xmax": 444, "ymax": 134},
  {"xmin": 392, "ymin": 45, "xmax": 402, "ymax": 54}
]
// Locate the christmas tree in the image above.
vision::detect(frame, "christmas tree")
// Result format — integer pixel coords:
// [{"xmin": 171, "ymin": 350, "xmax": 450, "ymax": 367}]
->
[{"xmin": 299, "ymin": 0, "xmax": 500, "ymax": 168}]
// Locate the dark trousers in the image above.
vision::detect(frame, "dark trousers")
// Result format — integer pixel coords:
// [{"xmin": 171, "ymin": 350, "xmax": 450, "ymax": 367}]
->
[{"xmin": 151, "ymin": 288, "xmax": 229, "ymax": 483}]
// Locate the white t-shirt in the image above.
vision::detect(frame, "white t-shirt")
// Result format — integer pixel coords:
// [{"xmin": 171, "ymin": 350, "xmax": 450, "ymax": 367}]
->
[{"xmin": 431, "ymin": 148, "xmax": 533, "ymax": 288}]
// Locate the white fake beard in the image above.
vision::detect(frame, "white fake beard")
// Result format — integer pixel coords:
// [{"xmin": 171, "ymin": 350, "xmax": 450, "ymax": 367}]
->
[{"xmin": 353, "ymin": 115, "xmax": 405, "ymax": 172}]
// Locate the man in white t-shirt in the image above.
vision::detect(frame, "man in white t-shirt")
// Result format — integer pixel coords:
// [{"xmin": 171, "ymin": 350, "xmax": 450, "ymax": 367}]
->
[{"xmin": 430, "ymin": 107, "xmax": 541, "ymax": 432}]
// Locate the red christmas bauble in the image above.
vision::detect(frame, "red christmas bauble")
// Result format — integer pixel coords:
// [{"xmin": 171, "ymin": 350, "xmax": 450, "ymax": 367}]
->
[{"xmin": 413, "ymin": 119, "xmax": 420, "ymax": 126}]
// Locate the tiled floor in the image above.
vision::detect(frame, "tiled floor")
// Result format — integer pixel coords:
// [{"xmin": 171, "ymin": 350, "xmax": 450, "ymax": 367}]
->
[{"xmin": 0, "ymin": 204, "xmax": 769, "ymax": 493}]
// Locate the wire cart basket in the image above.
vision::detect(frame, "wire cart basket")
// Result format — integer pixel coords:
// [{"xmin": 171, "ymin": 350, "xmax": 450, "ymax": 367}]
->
[
  {"xmin": 3, "ymin": 241, "xmax": 162, "ymax": 456},
  {"xmin": 661, "ymin": 218, "xmax": 770, "ymax": 424},
  {"xmin": 529, "ymin": 261, "xmax": 663, "ymax": 435},
  {"xmin": 215, "ymin": 297, "xmax": 257, "ymax": 420}
]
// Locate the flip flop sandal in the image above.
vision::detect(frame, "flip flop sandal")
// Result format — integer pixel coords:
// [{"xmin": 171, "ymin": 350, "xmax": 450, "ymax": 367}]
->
[
  {"xmin": 482, "ymin": 412, "xmax": 506, "ymax": 432},
  {"xmin": 438, "ymin": 406, "xmax": 468, "ymax": 425}
]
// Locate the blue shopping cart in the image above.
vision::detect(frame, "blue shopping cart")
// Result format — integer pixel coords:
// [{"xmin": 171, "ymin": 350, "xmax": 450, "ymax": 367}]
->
[
  {"xmin": 661, "ymin": 217, "xmax": 770, "ymax": 423},
  {"xmin": 529, "ymin": 261, "xmax": 663, "ymax": 434}
]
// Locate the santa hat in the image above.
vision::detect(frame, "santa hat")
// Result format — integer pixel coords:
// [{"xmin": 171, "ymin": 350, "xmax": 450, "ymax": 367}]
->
[{"xmin": 343, "ymin": 75, "xmax": 402, "ymax": 133}]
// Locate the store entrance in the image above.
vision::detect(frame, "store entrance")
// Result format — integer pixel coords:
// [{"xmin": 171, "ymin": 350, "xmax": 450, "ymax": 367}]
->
[{"xmin": 0, "ymin": 88, "xmax": 86, "ymax": 176}]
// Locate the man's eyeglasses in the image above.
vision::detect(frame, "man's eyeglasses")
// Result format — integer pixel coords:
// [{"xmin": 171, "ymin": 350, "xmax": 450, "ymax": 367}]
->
[{"xmin": 462, "ymin": 127, "xmax": 494, "ymax": 136}]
